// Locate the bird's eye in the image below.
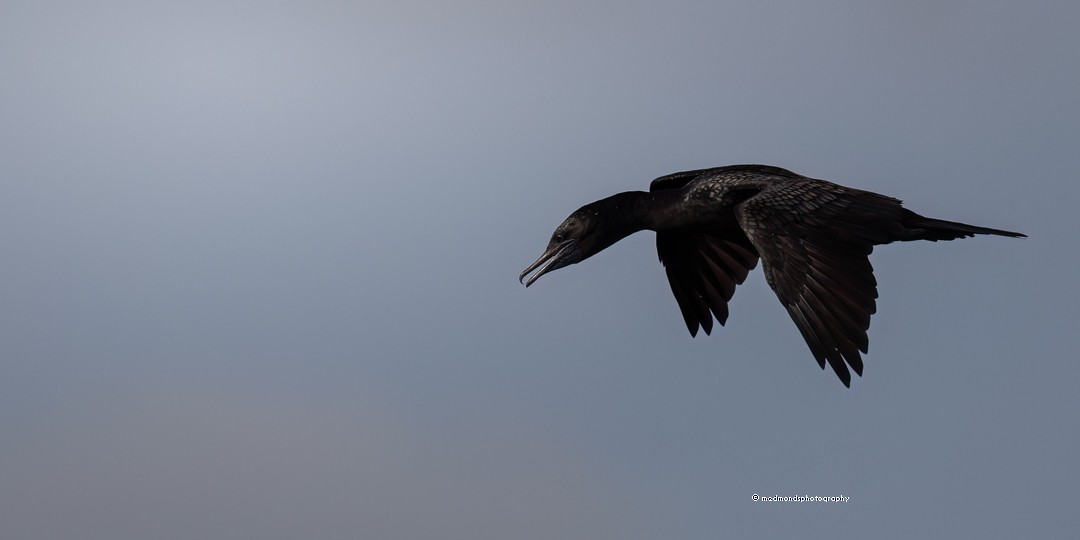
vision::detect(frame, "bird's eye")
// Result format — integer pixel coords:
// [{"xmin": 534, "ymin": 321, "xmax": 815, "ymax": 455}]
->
[{"xmin": 553, "ymin": 233, "xmax": 566, "ymax": 243}]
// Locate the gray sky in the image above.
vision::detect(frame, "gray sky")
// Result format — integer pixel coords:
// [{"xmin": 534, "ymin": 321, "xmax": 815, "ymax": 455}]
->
[{"xmin": 2, "ymin": 1, "xmax": 1077, "ymax": 538}]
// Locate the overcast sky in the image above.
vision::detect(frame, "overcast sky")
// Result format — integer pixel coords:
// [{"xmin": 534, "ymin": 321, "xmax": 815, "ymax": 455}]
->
[{"xmin": 1, "ymin": 1, "xmax": 1077, "ymax": 538}]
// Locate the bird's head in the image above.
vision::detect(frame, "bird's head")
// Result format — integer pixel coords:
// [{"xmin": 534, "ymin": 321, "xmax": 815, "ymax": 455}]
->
[{"xmin": 519, "ymin": 196, "xmax": 637, "ymax": 287}]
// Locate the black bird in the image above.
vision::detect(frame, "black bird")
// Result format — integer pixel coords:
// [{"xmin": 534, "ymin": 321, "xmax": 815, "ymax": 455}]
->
[{"xmin": 519, "ymin": 165, "xmax": 1025, "ymax": 387}]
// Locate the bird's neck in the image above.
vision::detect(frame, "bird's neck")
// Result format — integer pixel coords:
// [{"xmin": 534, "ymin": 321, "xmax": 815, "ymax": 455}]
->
[{"xmin": 601, "ymin": 190, "xmax": 694, "ymax": 234}]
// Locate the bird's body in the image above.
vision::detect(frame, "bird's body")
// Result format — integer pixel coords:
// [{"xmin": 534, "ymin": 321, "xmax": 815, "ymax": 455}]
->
[{"xmin": 520, "ymin": 164, "xmax": 1025, "ymax": 386}]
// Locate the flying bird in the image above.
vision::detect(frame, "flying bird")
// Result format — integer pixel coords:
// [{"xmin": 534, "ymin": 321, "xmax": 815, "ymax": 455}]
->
[{"xmin": 519, "ymin": 165, "xmax": 1025, "ymax": 386}]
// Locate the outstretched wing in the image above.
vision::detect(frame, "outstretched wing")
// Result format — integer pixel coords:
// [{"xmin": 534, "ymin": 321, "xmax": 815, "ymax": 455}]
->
[
  {"xmin": 651, "ymin": 170, "xmax": 760, "ymax": 337},
  {"xmin": 734, "ymin": 181, "xmax": 900, "ymax": 386},
  {"xmin": 656, "ymin": 231, "xmax": 759, "ymax": 336}
]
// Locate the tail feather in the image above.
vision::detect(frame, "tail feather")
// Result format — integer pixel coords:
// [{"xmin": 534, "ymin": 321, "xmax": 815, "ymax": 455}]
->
[{"xmin": 902, "ymin": 210, "xmax": 1026, "ymax": 241}]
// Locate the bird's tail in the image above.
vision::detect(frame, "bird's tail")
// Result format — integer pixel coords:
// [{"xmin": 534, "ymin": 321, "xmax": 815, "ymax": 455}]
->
[{"xmin": 901, "ymin": 209, "xmax": 1026, "ymax": 241}]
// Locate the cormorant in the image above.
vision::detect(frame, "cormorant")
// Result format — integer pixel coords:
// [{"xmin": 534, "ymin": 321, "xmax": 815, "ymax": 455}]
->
[{"xmin": 519, "ymin": 164, "xmax": 1025, "ymax": 387}]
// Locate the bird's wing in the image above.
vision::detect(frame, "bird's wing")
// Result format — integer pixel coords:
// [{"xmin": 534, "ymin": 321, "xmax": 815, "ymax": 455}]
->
[
  {"xmin": 649, "ymin": 165, "xmax": 803, "ymax": 192},
  {"xmin": 651, "ymin": 170, "xmax": 760, "ymax": 337},
  {"xmin": 649, "ymin": 168, "xmax": 716, "ymax": 192},
  {"xmin": 656, "ymin": 230, "xmax": 759, "ymax": 337},
  {"xmin": 733, "ymin": 183, "xmax": 896, "ymax": 387}
]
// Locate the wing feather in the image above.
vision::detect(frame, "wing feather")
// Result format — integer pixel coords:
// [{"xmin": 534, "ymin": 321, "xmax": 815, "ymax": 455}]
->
[
  {"xmin": 657, "ymin": 232, "xmax": 759, "ymax": 335},
  {"xmin": 652, "ymin": 171, "xmax": 760, "ymax": 337},
  {"xmin": 735, "ymin": 184, "xmax": 891, "ymax": 386}
]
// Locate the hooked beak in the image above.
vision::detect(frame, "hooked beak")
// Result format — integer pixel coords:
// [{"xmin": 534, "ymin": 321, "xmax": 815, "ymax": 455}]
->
[{"xmin": 519, "ymin": 240, "xmax": 577, "ymax": 287}]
